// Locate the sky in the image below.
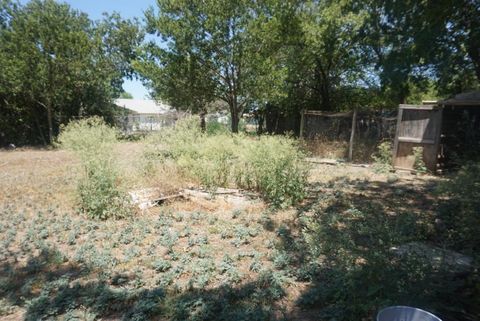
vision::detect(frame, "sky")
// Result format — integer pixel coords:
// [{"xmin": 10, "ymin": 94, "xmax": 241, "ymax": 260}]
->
[{"xmin": 60, "ymin": 0, "xmax": 158, "ymax": 99}]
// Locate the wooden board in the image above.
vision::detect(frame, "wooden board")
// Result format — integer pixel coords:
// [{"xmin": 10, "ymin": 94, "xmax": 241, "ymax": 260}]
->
[{"xmin": 393, "ymin": 106, "xmax": 443, "ymax": 172}]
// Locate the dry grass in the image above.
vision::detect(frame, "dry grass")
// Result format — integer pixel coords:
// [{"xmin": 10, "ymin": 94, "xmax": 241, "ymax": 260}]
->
[
  {"xmin": 303, "ymin": 137, "xmax": 380, "ymax": 163},
  {"xmin": 0, "ymin": 143, "xmax": 443, "ymax": 320}
]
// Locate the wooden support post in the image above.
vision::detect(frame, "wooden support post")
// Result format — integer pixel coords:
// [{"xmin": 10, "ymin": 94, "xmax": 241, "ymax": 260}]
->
[
  {"xmin": 299, "ymin": 109, "xmax": 305, "ymax": 138},
  {"xmin": 348, "ymin": 109, "xmax": 357, "ymax": 161},
  {"xmin": 392, "ymin": 107, "xmax": 404, "ymax": 168}
]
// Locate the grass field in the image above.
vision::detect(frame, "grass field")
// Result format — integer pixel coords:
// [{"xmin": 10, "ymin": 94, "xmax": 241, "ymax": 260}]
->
[{"xmin": 0, "ymin": 143, "xmax": 477, "ymax": 321}]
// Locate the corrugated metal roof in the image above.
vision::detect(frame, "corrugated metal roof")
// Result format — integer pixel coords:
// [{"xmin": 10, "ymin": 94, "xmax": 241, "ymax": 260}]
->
[{"xmin": 115, "ymin": 99, "xmax": 173, "ymax": 114}]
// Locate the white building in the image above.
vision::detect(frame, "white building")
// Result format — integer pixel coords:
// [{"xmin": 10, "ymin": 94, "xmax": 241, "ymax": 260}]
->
[{"xmin": 114, "ymin": 99, "xmax": 180, "ymax": 132}]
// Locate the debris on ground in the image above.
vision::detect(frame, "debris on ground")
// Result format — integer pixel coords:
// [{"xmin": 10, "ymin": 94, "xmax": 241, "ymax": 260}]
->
[
  {"xmin": 391, "ymin": 242, "xmax": 473, "ymax": 273},
  {"xmin": 306, "ymin": 157, "xmax": 370, "ymax": 168},
  {"xmin": 129, "ymin": 188, "xmax": 182, "ymax": 210},
  {"xmin": 129, "ymin": 187, "xmax": 258, "ymax": 210}
]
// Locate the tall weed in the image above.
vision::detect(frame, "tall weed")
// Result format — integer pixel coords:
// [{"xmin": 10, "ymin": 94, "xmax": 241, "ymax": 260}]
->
[
  {"xmin": 145, "ymin": 117, "xmax": 308, "ymax": 207},
  {"xmin": 58, "ymin": 117, "xmax": 130, "ymax": 219},
  {"xmin": 372, "ymin": 141, "xmax": 393, "ymax": 173}
]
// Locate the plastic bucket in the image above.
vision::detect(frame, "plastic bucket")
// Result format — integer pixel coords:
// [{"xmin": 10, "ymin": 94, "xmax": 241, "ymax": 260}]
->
[{"xmin": 377, "ymin": 306, "xmax": 442, "ymax": 321}]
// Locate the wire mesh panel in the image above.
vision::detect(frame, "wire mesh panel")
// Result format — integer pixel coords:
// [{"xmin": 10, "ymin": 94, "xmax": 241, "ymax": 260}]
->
[
  {"xmin": 301, "ymin": 110, "xmax": 397, "ymax": 161},
  {"xmin": 304, "ymin": 112, "xmax": 353, "ymax": 140},
  {"xmin": 303, "ymin": 110, "xmax": 396, "ymax": 141}
]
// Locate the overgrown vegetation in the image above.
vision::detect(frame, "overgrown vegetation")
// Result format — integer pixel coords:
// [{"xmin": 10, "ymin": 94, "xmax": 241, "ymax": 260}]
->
[
  {"xmin": 412, "ymin": 146, "xmax": 427, "ymax": 174},
  {"xmin": 372, "ymin": 141, "xmax": 393, "ymax": 173},
  {"xmin": 1, "ymin": 144, "xmax": 480, "ymax": 320},
  {"xmin": 145, "ymin": 118, "xmax": 308, "ymax": 208},
  {"xmin": 437, "ymin": 162, "xmax": 480, "ymax": 254},
  {"xmin": 58, "ymin": 117, "xmax": 130, "ymax": 219}
]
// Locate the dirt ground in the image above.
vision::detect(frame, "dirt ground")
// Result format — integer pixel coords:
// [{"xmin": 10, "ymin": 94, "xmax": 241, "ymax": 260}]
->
[{"xmin": 0, "ymin": 144, "xmax": 443, "ymax": 321}]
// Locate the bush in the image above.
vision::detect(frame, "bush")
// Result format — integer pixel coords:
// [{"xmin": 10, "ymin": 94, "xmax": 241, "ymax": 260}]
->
[
  {"xmin": 412, "ymin": 146, "xmax": 427, "ymax": 174},
  {"xmin": 58, "ymin": 117, "xmax": 130, "ymax": 220},
  {"xmin": 372, "ymin": 141, "xmax": 393, "ymax": 173},
  {"xmin": 437, "ymin": 162, "xmax": 480, "ymax": 253},
  {"xmin": 145, "ymin": 117, "xmax": 308, "ymax": 208},
  {"xmin": 205, "ymin": 120, "xmax": 229, "ymax": 135}
]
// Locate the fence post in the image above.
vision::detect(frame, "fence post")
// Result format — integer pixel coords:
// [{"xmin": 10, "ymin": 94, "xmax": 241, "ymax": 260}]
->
[
  {"xmin": 348, "ymin": 109, "xmax": 357, "ymax": 162},
  {"xmin": 299, "ymin": 109, "xmax": 305, "ymax": 139}
]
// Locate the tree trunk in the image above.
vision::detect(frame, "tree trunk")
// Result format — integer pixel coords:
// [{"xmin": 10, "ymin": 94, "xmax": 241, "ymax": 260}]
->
[
  {"xmin": 320, "ymin": 82, "xmax": 332, "ymax": 111},
  {"xmin": 467, "ymin": 43, "xmax": 480, "ymax": 82},
  {"xmin": 231, "ymin": 110, "xmax": 239, "ymax": 133},
  {"xmin": 200, "ymin": 110, "xmax": 206, "ymax": 132},
  {"xmin": 46, "ymin": 105, "xmax": 53, "ymax": 144},
  {"xmin": 257, "ymin": 114, "xmax": 264, "ymax": 135},
  {"xmin": 230, "ymin": 97, "xmax": 240, "ymax": 133},
  {"xmin": 34, "ymin": 115, "xmax": 47, "ymax": 146}
]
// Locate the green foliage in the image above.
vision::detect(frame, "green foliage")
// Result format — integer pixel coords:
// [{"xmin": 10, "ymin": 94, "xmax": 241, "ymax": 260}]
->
[
  {"xmin": 137, "ymin": 0, "xmax": 288, "ymax": 132},
  {"xmin": 437, "ymin": 162, "xmax": 480, "ymax": 253},
  {"xmin": 58, "ymin": 117, "xmax": 130, "ymax": 220},
  {"xmin": 296, "ymin": 180, "xmax": 470, "ymax": 321},
  {"xmin": 372, "ymin": 141, "xmax": 393, "ymax": 173},
  {"xmin": 0, "ymin": 0, "xmax": 143, "ymax": 145},
  {"xmin": 146, "ymin": 117, "xmax": 308, "ymax": 207},
  {"xmin": 206, "ymin": 120, "xmax": 230, "ymax": 136},
  {"xmin": 152, "ymin": 259, "xmax": 172, "ymax": 272},
  {"xmin": 412, "ymin": 146, "xmax": 427, "ymax": 174}
]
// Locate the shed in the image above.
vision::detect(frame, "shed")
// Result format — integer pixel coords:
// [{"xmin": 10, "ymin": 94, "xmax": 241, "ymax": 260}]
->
[{"xmin": 393, "ymin": 91, "xmax": 480, "ymax": 172}]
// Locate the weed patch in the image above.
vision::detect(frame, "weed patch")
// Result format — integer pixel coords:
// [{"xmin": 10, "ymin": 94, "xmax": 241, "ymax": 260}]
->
[
  {"xmin": 58, "ymin": 117, "xmax": 130, "ymax": 219},
  {"xmin": 145, "ymin": 117, "xmax": 308, "ymax": 208}
]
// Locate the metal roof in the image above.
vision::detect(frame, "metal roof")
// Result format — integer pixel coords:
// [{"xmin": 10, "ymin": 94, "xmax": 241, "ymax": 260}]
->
[
  {"xmin": 114, "ymin": 99, "xmax": 173, "ymax": 114},
  {"xmin": 439, "ymin": 91, "xmax": 480, "ymax": 106}
]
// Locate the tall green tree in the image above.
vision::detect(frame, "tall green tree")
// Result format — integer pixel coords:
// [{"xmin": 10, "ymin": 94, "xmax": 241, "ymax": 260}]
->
[
  {"xmin": 0, "ymin": 0, "xmax": 142, "ymax": 145},
  {"xmin": 296, "ymin": 0, "xmax": 367, "ymax": 111},
  {"xmin": 137, "ymin": 0, "xmax": 288, "ymax": 132},
  {"xmin": 361, "ymin": 0, "xmax": 479, "ymax": 103}
]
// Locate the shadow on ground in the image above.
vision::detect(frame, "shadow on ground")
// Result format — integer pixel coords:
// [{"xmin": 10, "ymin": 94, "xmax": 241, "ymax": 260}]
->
[
  {"xmin": 0, "ymin": 247, "xmax": 289, "ymax": 320},
  {"xmin": 281, "ymin": 175, "xmax": 479, "ymax": 321},
  {"xmin": 0, "ymin": 175, "xmax": 478, "ymax": 321}
]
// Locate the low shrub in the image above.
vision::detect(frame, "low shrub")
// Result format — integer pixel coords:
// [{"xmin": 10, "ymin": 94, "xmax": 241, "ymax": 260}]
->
[
  {"xmin": 372, "ymin": 141, "xmax": 393, "ymax": 173},
  {"xmin": 58, "ymin": 117, "xmax": 130, "ymax": 220},
  {"xmin": 437, "ymin": 162, "xmax": 480, "ymax": 254},
  {"xmin": 412, "ymin": 146, "xmax": 427, "ymax": 173},
  {"xmin": 145, "ymin": 117, "xmax": 308, "ymax": 207}
]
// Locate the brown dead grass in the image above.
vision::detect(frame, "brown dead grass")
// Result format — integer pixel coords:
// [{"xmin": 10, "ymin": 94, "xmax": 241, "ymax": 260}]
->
[
  {"xmin": 0, "ymin": 142, "xmax": 442, "ymax": 320},
  {"xmin": 303, "ymin": 137, "xmax": 379, "ymax": 163},
  {"xmin": 0, "ymin": 148, "xmax": 77, "ymax": 210}
]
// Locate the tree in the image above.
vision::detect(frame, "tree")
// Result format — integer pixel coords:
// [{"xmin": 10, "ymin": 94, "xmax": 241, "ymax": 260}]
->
[
  {"xmin": 119, "ymin": 92, "xmax": 134, "ymax": 99},
  {"xmin": 137, "ymin": 0, "xmax": 287, "ymax": 132},
  {"xmin": 361, "ymin": 0, "xmax": 479, "ymax": 103},
  {"xmin": 135, "ymin": 42, "xmax": 217, "ymax": 131},
  {"xmin": 0, "ymin": 0, "xmax": 142, "ymax": 145},
  {"xmin": 297, "ymin": 0, "xmax": 368, "ymax": 111}
]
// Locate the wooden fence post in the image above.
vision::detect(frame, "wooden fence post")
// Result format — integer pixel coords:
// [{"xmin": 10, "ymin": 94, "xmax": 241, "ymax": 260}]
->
[
  {"xmin": 348, "ymin": 109, "xmax": 357, "ymax": 162},
  {"xmin": 299, "ymin": 109, "xmax": 305, "ymax": 139}
]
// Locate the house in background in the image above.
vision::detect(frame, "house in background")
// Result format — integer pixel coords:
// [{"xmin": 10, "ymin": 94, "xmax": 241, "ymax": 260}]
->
[{"xmin": 114, "ymin": 99, "xmax": 182, "ymax": 132}]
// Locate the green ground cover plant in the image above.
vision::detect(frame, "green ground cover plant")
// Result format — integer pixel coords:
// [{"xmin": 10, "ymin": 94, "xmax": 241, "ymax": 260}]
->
[
  {"xmin": 437, "ymin": 162, "xmax": 480, "ymax": 254},
  {"xmin": 1, "ymin": 130, "xmax": 479, "ymax": 321}
]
